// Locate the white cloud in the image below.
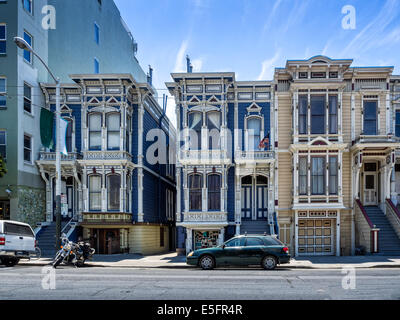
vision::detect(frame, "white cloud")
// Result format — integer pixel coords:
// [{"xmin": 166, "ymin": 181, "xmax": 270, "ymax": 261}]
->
[
  {"xmin": 257, "ymin": 50, "xmax": 281, "ymax": 80},
  {"xmin": 191, "ymin": 58, "xmax": 203, "ymax": 72},
  {"xmin": 173, "ymin": 40, "xmax": 189, "ymax": 73}
]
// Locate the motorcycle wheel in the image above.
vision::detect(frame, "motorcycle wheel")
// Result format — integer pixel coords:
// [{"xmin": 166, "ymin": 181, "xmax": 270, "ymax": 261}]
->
[
  {"xmin": 52, "ymin": 253, "xmax": 64, "ymax": 269},
  {"xmin": 76, "ymin": 260, "xmax": 85, "ymax": 268}
]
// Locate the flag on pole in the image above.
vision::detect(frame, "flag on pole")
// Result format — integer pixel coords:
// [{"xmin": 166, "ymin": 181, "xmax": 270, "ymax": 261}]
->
[
  {"xmin": 40, "ymin": 108, "xmax": 55, "ymax": 149},
  {"xmin": 258, "ymin": 132, "xmax": 270, "ymax": 150},
  {"xmin": 60, "ymin": 118, "xmax": 69, "ymax": 156}
]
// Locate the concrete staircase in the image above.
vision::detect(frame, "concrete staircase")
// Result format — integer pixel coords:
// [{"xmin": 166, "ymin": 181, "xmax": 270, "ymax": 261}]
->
[
  {"xmin": 36, "ymin": 222, "xmax": 68, "ymax": 257},
  {"xmin": 364, "ymin": 206, "xmax": 400, "ymax": 256},
  {"xmin": 240, "ymin": 220, "xmax": 270, "ymax": 235}
]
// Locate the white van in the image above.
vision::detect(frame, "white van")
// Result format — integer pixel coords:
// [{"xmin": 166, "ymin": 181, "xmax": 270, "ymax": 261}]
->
[{"xmin": 0, "ymin": 220, "xmax": 36, "ymax": 266}]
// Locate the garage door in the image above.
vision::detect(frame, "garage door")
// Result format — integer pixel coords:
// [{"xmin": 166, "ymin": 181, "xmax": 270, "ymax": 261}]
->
[{"xmin": 298, "ymin": 219, "xmax": 333, "ymax": 255}]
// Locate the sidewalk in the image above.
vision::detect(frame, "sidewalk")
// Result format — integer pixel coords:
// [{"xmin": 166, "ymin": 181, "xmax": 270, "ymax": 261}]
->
[{"xmin": 20, "ymin": 252, "xmax": 400, "ymax": 269}]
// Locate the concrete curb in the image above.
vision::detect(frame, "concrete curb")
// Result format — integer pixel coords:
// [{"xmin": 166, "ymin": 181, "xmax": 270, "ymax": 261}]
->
[{"xmin": 18, "ymin": 261, "xmax": 400, "ymax": 269}]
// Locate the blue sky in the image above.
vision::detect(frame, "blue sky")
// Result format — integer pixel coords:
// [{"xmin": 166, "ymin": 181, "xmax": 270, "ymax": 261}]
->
[{"xmin": 114, "ymin": 0, "xmax": 400, "ymax": 125}]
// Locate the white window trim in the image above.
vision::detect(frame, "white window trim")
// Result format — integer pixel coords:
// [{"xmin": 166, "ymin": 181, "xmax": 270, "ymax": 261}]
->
[
  {"xmin": 23, "ymin": 82, "xmax": 33, "ymax": 114},
  {"xmin": 23, "ymin": 0, "xmax": 33, "ymax": 15},
  {"xmin": 0, "ymin": 130, "xmax": 6, "ymax": 161},
  {"xmin": 0, "ymin": 77, "xmax": 6, "ymax": 107}
]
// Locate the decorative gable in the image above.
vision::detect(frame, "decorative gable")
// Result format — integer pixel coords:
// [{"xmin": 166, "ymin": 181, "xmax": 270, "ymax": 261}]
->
[
  {"xmin": 189, "ymin": 96, "xmax": 201, "ymax": 103},
  {"xmin": 246, "ymin": 102, "xmax": 262, "ymax": 114}
]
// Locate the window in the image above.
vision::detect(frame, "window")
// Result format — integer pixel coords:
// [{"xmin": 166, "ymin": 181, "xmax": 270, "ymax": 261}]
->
[
  {"xmin": 0, "ymin": 130, "xmax": 6, "ymax": 160},
  {"xmin": 23, "ymin": 0, "xmax": 33, "ymax": 14},
  {"xmin": 189, "ymin": 174, "xmax": 202, "ymax": 211},
  {"xmin": 245, "ymin": 237, "xmax": 264, "ymax": 246},
  {"xmin": 89, "ymin": 175, "xmax": 101, "ymax": 211},
  {"xmin": 0, "ymin": 24, "xmax": 6, "ymax": 54},
  {"xmin": 23, "ymin": 134, "xmax": 31, "ymax": 163},
  {"xmin": 64, "ymin": 118, "xmax": 73, "ymax": 152},
  {"xmin": 94, "ymin": 58, "xmax": 99, "ymax": 74},
  {"xmin": 247, "ymin": 117, "xmax": 261, "ymax": 151},
  {"xmin": 126, "ymin": 174, "xmax": 131, "ymax": 212},
  {"xmin": 0, "ymin": 78, "xmax": 6, "ymax": 107},
  {"xmin": 299, "ymin": 72, "xmax": 308, "ymax": 79},
  {"xmin": 396, "ymin": 111, "xmax": 400, "ymax": 137},
  {"xmin": 299, "ymin": 157, "xmax": 307, "ymax": 195},
  {"xmin": 311, "ymin": 72, "xmax": 326, "ymax": 79},
  {"xmin": 298, "ymin": 95, "xmax": 308, "ymax": 134},
  {"xmin": 106, "ymin": 113, "xmax": 120, "ymax": 150},
  {"xmin": 329, "ymin": 95, "xmax": 338, "ymax": 134},
  {"xmin": 311, "ymin": 95, "xmax": 325, "ymax": 134},
  {"xmin": 94, "ymin": 23, "xmax": 100, "ymax": 44},
  {"xmin": 224, "ymin": 237, "xmax": 243, "ymax": 247},
  {"xmin": 311, "ymin": 157, "xmax": 325, "ymax": 195},
  {"xmin": 89, "ymin": 113, "xmax": 102, "ymax": 150},
  {"xmin": 23, "ymin": 31, "xmax": 32, "ymax": 64},
  {"xmin": 329, "ymin": 72, "xmax": 338, "ymax": 79},
  {"xmin": 208, "ymin": 174, "xmax": 221, "ymax": 211},
  {"xmin": 23, "ymin": 82, "xmax": 32, "ymax": 113},
  {"xmin": 166, "ymin": 189, "xmax": 174, "ymax": 220},
  {"xmin": 107, "ymin": 174, "xmax": 120, "ymax": 211},
  {"xmin": 364, "ymin": 101, "xmax": 377, "ymax": 135},
  {"xmin": 188, "ymin": 112, "xmax": 202, "ymax": 150},
  {"xmin": 207, "ymin": 111, "xmax": 220, "ymax": 150},
  {"xmin": 329, "ymin": 156, "xmax": 338, "ymax": 195}
]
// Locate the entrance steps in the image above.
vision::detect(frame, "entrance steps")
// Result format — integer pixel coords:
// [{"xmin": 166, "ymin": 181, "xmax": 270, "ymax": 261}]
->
[
  {"xmin": 35, "ymin": 222, "xmax": 71, "ymax": 257},
  {"xmin": 364, "ymin": 206, "xmax": 400, "ymax": 256},
  {"xmin": 240, "ymin": 220, "xmax": 270, "ymax": 235}
]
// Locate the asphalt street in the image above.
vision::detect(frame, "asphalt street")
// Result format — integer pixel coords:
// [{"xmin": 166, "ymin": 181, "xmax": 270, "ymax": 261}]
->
[{"xmin": 0, "ymin": 265, "xmax": 399, "ymax": 300}]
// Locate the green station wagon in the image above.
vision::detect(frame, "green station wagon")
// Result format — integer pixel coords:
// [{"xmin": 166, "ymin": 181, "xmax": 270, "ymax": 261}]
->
[{"xmin": 187, "ymin": 235, "xmax": 290, "ymax": 270}]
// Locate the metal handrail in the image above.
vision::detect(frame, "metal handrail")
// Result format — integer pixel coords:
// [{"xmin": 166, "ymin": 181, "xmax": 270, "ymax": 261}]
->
[
  {"xmin": 355, "ymin": 199, "xmax": 374, "ymax": 229},
  {"xmin": 61, "ymin": 217, "xmax": 75, "ymax": 234}
]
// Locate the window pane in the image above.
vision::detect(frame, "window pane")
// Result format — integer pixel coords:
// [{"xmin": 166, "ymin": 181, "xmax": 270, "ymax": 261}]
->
[
  {"xmin": 311, "ymin": 157, "xmax": 325, "ymax": 195},
  {"xmin": 311, "ymin": 96, "xmax": 325, "ymax": 134},
  {"xmin": 90, "ymin": 175, "xmax": 101, "ymax": 191},
  {"xmin": 0, "ymin": 131, "xmax": 5, "ymax": 144},
  {"xmin": 364, "ymin": 101, "xmax": 377, "ymax": 135},
  {"xmin": 246, "ymin": 238, "xmax": 264, "ymax": 246},
  {"xmin": 188, "ymin": 112, "xmax": 202, "ymax": 150},
  {"xmin": 89, "ymin": 114, "xmax": 101, "ymax": 130},
  {"xmin": 0, "ymin": 79, "xmax": 5, "ymax": 92},
  {"xmin": 299, "ymin": 95, "xmax": 308, "ymax": 134},
  {"xmin": 24, "ymin": 83, "xmax": 31, "ymax": 99},
  {"xmin": 0, "ymin": 25, "xmax": 5, "ymax": 39},
  {"xmin": 329, "ymin": 157, "xmax": 338, "ymax": 195},
  {"xmin": 247, "ymin": 118, "xmax": 261, "ymax": 151},
  {"xmin": 396, "ymin": 111, "xmax": 400, "ymax": 137},
  {"xmin": 108, "ymin": 132, "xmax": 120, "ymax": 149},
  {"xmin": 329, "ymin": 96, "xmax": 338, "ymax": 134},
  {"xmin": 107, "ymin": 114, "xmax": 120, "ymax": 130},
  {"xmin": 207, "ymin": 112, "xmax": 220, "ymax": 130},
  {"xmin": 108, "ymin": 175, "xmax": 120, "ymax": 210},
  {"xmin": 23, "ymin": 32, "xmax": 32, "ymax": 63},
  {"xmin": 299, "ymin": 157, "xmax": 307, "ymax": 195}
]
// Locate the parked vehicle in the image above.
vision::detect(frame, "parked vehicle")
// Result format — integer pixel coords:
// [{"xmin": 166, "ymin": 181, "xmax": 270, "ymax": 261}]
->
[
  {"xmin": 0, "ymin": 220, "xmax": 36, "ymax": 267},
  {"xmin": 52, "ymin": 234, "xmax": 95, "ymax": 268},
  {"xmin": 186, "ymin": 235, "xmax": 291, "ymax": 270}
]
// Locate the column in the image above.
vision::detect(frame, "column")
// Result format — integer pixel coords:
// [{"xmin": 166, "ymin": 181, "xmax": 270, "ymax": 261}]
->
[
  {"xmin": 235, "ymin": 173, "xmax": 241, "ymax": 236},
  {"xmin": 186, "ymin": 228, "xmax": 192, "ymax": 253},
  {"xmin": 336, "ymin": 211, "xmax": 341, "ymax": 257}
]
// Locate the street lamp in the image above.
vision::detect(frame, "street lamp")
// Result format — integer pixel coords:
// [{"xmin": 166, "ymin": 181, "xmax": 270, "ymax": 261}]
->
[{"xmin": 14, "ymin": 36, "xmax": 62, "ymax": 250}]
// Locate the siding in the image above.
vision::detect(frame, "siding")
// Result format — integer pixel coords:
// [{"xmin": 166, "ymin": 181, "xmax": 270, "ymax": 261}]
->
[
  {"xmin": 277, "ymin": 152, "xmax": 292, "ymax": 209},
  {"xmin": 342, "ymin": 152, "xmax": 352, "ymax": 208},
  {"xmin": 277, "ymin": 94, "xmax": 292, "ymax": 149},
  {"xmin": 342, "ymin": 94, "xmax": 351, "ymax": 144}
]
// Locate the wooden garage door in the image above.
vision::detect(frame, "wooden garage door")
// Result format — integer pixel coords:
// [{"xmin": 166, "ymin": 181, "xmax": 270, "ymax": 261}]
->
[{"xmin": 298, "ymin": 219, "xmax": 333, "ymax": 255}]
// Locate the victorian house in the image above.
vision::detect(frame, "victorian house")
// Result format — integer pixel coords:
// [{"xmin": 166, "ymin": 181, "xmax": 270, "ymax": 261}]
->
[
  {"xmin": 36, "ymin": 74, "xmax": 176, "ymax": 255},
  {"xmin": 166, "ymin": 70, "xmax": 277, "ymax": 254},
  {"xmin": 167, "ymin": 55, "xmax": 400, "ymax": 257}
]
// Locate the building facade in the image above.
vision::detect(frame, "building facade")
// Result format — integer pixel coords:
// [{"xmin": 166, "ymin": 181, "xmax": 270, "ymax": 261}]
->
[
  {"xmin": 167, "ymin": 56, "xmax": 400, "ymax": 257},
  {"xmin": 36, "ymin": 74, "xmax": 176, "ymax": 255}
]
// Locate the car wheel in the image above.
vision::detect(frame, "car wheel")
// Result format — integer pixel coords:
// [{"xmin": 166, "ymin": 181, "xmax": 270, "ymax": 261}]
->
[
  {"xmin": 3, "ymin": 258, "xmax": 19, "ymax": 267},
  {"xmin": 262, "ymin": 255, "xmax": 277, "ymax": 270},
  {"xmin": 199, "ymin": 255, "xmax": 215, "ymax": 270}
]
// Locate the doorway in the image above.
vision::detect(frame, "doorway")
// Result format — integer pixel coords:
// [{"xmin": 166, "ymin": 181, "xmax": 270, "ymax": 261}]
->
[
  {"xmin": 241, "ymin": 175, "xmax": 268, "ymax": 221},
  {"xmin": 363, "ymin": 162, "xmax": 378, "ymax": 206},
  {"xmin": 91, "ymin": 229, "xmax": 121, "ymax": 254}
]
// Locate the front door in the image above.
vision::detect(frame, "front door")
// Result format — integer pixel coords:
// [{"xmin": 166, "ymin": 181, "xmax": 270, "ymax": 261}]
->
[{"xmin": 364, "ymin": 173, "xmax": 377, "ymax": 205}]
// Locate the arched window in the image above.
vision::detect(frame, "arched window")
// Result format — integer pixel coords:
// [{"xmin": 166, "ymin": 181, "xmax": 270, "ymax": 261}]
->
[
  {"xmin": 207, "ymin": 111, "xmax": 221, "ymax": 150},
  {"xmin": 188, "ymin": 173, "xmax": 202, "ymax": 211},
  {"xmin": 88, "ymin": 113, "xmax": 102, "ymax": 150},
  {"xmin": 188, "ymin": 112, "xmax": 202, "ymax": 150},
  {"xmin": 106, "ymin": 113, "xmax": 120, "ymax": 150},
  {"xmin": 247, "ymin": 117, "xmax": 261, "ymax": 151},
  {"xmin": 89, "ymin": 175, "xmax": 101, "ymax": 211},
  {"xmin": 207, "ymin": 174, "xmax": 221, "ymax": 211},
  {"xmin": 107, "ymin": 174, "xmax": 121, "ymax": 211}
]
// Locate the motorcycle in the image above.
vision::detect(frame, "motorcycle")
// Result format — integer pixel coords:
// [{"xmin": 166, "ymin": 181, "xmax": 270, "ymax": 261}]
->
[{"xmin": 52, "ymin": 234, "xmax": 95, "ymax": 268}]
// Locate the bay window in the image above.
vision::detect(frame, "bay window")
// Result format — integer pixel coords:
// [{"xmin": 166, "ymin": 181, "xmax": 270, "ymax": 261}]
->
[
  {"xmin": 106, "ymin": 113, "xmax": 120, "ymax": 150},
  {"xmin": 89, "ymin": 175, "xmax": 101, "ymax": 211},
  {"xmin": 311, "ymin": 96, "xmax": 325, "ymax": 134},
  {"xmin": 207, "ymin": 111, "xmax": 221, "ymax": 150},
  {"xmin": 89, "ymin": 113, "xmax": 102, "ymax": 150},
  {"xmin": 247, "ymin": 117, "xmax": 261, "ymax": 151},
  {"xmin": 311, "ymin": 157, "xmax": 325, "ymax": 195},
  {"xmin": 364, "ymin": 101, "xmax": 377, "ymax": 135},
  {"xmin": 107, "ymin": 174, "xmax": 120, "ymax": 211},
  {"xmin": 188, "ymin": 112, "xmax": 202, "ymax": 150},
  {"xmin": 298, "ymin": 95, "xmax": 308, "ymax": 134},
  {"xmin": 208, "ymin": 174, "xmax": 221, "ymax": 211},
  {"xmin": 189, "ymin": 173, "xmax": 202, "ymax": 211}
]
